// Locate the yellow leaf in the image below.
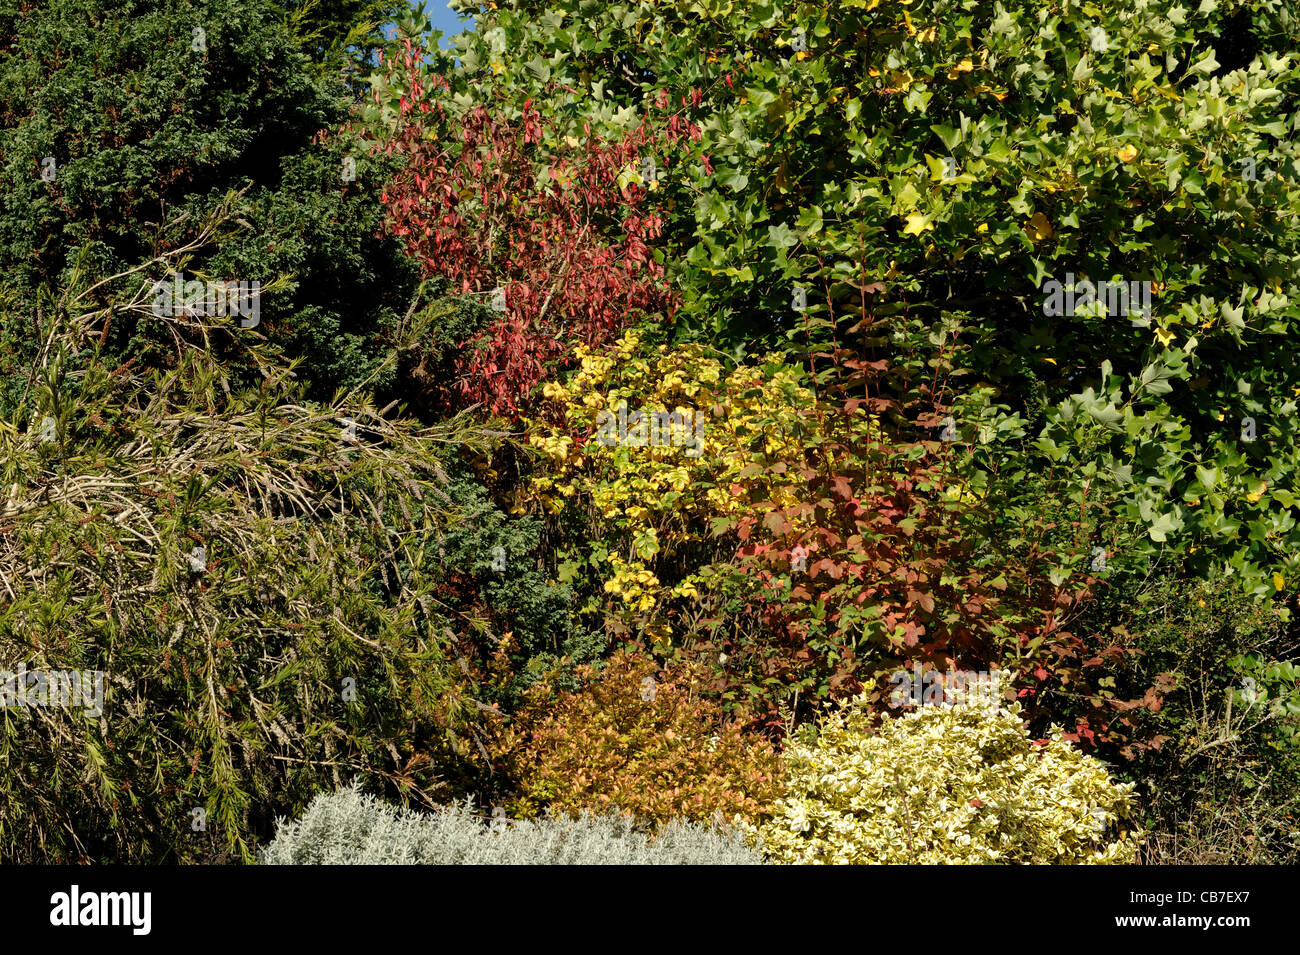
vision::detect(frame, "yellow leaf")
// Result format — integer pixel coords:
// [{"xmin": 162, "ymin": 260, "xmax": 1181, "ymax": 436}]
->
[
  {"xmin": 917, "ymin": 26, "xmax": 937, "ymax": 43},
  {"xmin": 888, "ymin": 70, "xmax": 914, "ymax": 92},
  {"xmin": 1117, "ymin": 144, "xmax": 1138, "ymax": 163},
  {"xmin": 903, "ymin": 212, "xmax": 933, "ymax": 236},
  {"xmin": 947, "ymin": 58, "xmax": 974, "ymax": 79},
  {"xmin": 1154, "ymin": 327, "xmax": 1175, "ymax": 346},
  {"xmin": 1024, "ymin": 212, "xmax": 1054, "ymax": 241},
  {"xmin": 1247, "ymin": 481, "xmax": 1268, "ymax": 503},
  {"xmin": 1274, "ymin": 573, "xmax": 1286, "ymax": 591}
]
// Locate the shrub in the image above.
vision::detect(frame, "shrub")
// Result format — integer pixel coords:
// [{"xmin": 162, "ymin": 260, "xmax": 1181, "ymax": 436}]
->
[
  {"xmin": 0, "ymin": 274, "xmax": 506, "ymax": 862},
  {"xmin": 259, "ymin": 783, "xmax": 763, "ymax": 865},
  {"xmin": 416, "ymin": 464, "xmax": 598, "ymax": 710},
  {"xmin": 522, "ymin": 330, "xmax": 1119, "ymax": 735},
  {"xmin": 1082, "ymin": 570, "xmax": 1300, "ymax": 863},
  {"xmin": 522, "ymin": 329, "xmax": 819, "ymax": 639},
  {"xmin": 501, "ymin": 651, "xmax": 781, "ymax": 826},
  {"xmin": 749, "ymin": 686, "xmax": 1145, "ymax": 865},
  {"xmin": 367, "ymin": 42, "xmax": 692, "ymax": 415}
]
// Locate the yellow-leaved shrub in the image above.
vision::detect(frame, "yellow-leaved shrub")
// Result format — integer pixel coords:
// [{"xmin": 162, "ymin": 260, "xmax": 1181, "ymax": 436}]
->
[
  {"xmin": 749, "ymin": 685, "xmax": 1145, "ymax": 864},
  {"xmin": 521, "ymin": 330, "xmax": 834, "ymax": 643}
]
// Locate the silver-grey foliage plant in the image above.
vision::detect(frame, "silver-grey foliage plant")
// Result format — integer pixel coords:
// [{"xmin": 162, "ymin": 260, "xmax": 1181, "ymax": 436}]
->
[{"xmin": 259, "ymin": 784, "xmax": 765, "ymax": 865}]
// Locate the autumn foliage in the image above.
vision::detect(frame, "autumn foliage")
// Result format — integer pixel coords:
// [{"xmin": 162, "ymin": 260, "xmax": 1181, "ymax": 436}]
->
[
  {"xmin": 374, "ymin": 40, "xmax": 696, "ymax": 415},
  {"xmin": 500, "ymin": 651, "xmax": 782, "ymax": 826}
]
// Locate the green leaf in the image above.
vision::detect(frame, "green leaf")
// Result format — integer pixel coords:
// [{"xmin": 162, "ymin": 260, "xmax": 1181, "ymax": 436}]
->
[{"xmin": 1147, "ymin": 510, "xmax": 1184, "ymax": 543}]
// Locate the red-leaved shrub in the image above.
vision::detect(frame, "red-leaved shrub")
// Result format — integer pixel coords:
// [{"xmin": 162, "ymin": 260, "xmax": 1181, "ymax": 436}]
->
[{"xmin": 375, "ymin": 42, "xmax": 697, "ymax": 415}]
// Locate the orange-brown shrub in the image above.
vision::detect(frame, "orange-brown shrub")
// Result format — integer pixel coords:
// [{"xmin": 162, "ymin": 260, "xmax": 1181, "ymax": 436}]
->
[{"xmin": 502, "ymin": 651, "xmax": 781, "ymax": 825}]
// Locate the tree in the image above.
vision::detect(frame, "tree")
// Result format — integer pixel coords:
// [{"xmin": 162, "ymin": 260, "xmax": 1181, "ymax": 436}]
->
[
  {"xmin": 0, "ymin": 0, "xmax": 416, "ymax": 402},
  {"xmin": 446, "ymin": 0, "xmax": 1300, "ymax": 598}
]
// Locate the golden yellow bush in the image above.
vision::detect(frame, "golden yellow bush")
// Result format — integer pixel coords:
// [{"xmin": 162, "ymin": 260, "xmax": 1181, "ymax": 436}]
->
[
  {"xmin": 521, "ymin": 330, "xmax": 834, "ymax": 638},
  {"xmin": 527, "ymin": 331, "xmax": 819, "ymax": 507}
]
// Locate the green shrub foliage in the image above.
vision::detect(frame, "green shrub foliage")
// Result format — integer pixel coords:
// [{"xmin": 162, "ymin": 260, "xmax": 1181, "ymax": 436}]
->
[{"xmin": 1082, "ymin": 568, "xmax": 1300, "ymax": 863}]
